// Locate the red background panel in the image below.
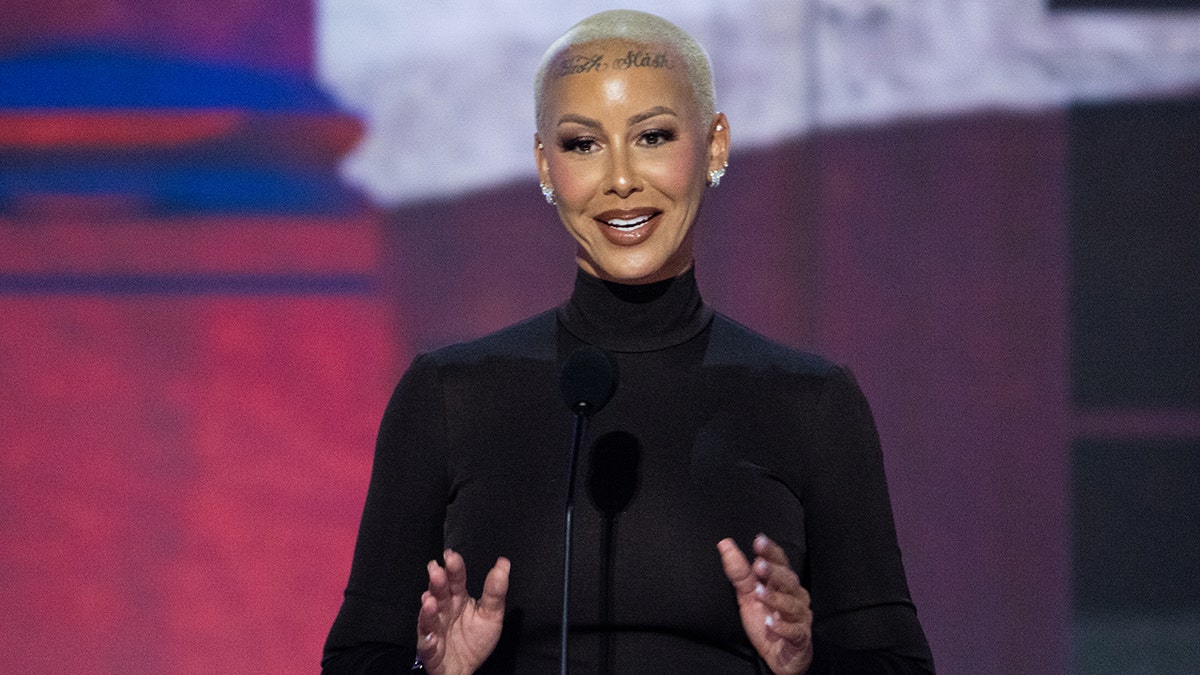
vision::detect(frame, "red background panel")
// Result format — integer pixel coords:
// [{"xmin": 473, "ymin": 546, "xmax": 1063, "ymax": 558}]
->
[
  {"xmin": 0, "ymin": 219, "xmax": 402, "ymax": 672},
  {"xmin": 0, "ymin": 1, "xmax": 392, "ymax": 668},
  {"xmin": 1, "ymin": 217, "xmax": 383, "ymax": 274}
]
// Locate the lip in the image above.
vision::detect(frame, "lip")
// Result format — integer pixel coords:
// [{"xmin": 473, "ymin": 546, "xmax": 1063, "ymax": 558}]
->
[{"xmin": 593, "ymin": 208, "xmax": 662, "ymax": 245}]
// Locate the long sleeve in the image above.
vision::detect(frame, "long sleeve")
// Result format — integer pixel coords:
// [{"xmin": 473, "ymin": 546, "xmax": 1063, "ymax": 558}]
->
[
  {"xmin": 323, "ymin": 354, "xmax": 450, "ymax": 673},
  {"xmin": 802, "ymin": 366, "xmax": 934, "ymax": 673}
]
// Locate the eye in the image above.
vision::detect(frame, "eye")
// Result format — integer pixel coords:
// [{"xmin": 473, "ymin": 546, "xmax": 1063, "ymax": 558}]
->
[
  {"xmin": 639, "ymin": 129, "xmax": 676, "ymax": 146},
  {"xmin": 560, "ymin": 136, "xmax": 598, "ymax": 154}
]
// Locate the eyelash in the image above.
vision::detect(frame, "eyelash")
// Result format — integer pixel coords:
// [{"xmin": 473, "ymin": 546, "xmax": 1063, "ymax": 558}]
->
[
  {"xmin": 640, "ymin": 129, "xmax": 676, "ymax": 146},
  {"xmin": 558, "ymin": 129, "xmax": 677, "ymax": 154},
  {"xmin": 560, "ymin": 137, "xmax": 597, "ymax": 153}
]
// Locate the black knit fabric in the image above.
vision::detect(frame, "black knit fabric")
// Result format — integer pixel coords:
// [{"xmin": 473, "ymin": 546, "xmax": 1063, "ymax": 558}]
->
[{"xmin": 323, "ymin": 269, "xmax": 933, "ymax": 674}]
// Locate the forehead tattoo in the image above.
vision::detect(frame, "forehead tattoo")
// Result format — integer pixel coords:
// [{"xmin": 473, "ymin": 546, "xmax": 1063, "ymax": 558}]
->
[{"xmin": 553, "ymin": 49, "xmax": 673, "ymax": 79}]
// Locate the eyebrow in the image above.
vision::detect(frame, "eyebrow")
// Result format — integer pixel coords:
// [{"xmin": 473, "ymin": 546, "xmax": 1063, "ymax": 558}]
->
[
  {"xmin": 556, "ymin": 106, "xmax": 679, "ymax": 129},
  {"xmin": 629, "ymin": 106, "xmax": 678, "ymax": 125}
]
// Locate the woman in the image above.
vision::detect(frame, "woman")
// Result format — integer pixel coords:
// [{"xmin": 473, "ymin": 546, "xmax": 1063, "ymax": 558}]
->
[{"xmin": 324, "ymin": 10, "xmax": 933, "ymax": 674}]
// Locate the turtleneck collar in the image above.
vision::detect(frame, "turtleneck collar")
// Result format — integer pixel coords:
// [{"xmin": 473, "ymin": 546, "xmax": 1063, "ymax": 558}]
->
[{"xmin": 556, "ymin": 267, "xmax": 714, "ymax": 353}]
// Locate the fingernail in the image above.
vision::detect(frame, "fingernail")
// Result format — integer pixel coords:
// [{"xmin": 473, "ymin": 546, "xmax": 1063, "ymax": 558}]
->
[
  {"xmin": 754, "ymin": 559, "xmax": 769, "ymax": 575},
  {"xmin": 424, "ymin": 632, "xmax": 434, "ymax": 642},
  {"xmin": 754, "ymin": 583, "xmax": 766, "ymax": 598},
  {"xmin": 765, "ymin": 614, "xmax": 775, "ymax": 628},
  {"xmin": 755, "ymin": 533, "xmax": 768, "ymax": 548}
]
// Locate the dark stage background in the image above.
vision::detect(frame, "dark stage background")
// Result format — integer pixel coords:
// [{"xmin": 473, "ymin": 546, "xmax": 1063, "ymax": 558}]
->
[{"xmin": 2, "ymin": 1, "xmax": 1198, "ymax": 673}]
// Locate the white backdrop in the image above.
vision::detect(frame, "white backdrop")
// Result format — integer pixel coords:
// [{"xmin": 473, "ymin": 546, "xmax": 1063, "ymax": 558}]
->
[{"xmin": 317, "ymin": 0, "xmax": 1200, "ymax": 205}]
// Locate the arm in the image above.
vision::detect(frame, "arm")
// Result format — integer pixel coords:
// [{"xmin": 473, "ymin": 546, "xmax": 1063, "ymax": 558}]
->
[
  {"xmin": 800, "ymin": 366, "xmax": 934, "ymax": 673},
  {"xmin": 322, "ymin": 354, "xmax": 451, "ymax": 673},
  {"xmin": 717, "ymin": 365, "xmax": 932, "ymax": 674}
]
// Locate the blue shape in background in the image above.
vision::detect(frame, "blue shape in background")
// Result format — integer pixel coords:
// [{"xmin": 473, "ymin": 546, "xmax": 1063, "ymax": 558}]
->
[
  {"xmin": 0, "ymin": 47, "xmax": 364, "ymax": 214},
  {"xmin": 0, "ymin": 46, "xmax": 339, "ymax": 110}
]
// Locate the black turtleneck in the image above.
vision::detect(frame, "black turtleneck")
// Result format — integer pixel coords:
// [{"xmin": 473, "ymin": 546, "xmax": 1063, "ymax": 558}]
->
[
  {"xmin": 557, "ymin": 268, "xmax": 713, "ymax": 353},
  {"xmin": 324, "ymin": 269, "xmax": 934, "ymax": 674}
]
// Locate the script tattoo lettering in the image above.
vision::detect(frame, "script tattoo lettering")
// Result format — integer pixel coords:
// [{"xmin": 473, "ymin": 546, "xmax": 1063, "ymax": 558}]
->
[
  {"xmin": 612, "ymin": 50, "xmax": 670, "ymax": 70},
  {"xmin": 556, "ymin": 54, "xmax": 607, "ymax": 77},
  {"xmin": 555, "ymin": 51, "xmax": 673, "ymax": 78}
]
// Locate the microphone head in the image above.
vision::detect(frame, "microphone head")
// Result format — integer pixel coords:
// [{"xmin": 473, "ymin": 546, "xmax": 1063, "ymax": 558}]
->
[
  {"xmin": 560, "ymin": 345, "xmax": 618, "ymax": 416},
  {"xmin": 588, "ymin": 430, "xmax": 641, "ymax": 516}
]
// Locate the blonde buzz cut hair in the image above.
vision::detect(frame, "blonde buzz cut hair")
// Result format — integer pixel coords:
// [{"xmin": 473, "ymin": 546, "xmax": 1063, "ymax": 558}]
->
[{"xmin": 534, "ymin": 9, "xmax": 716, "ymax": 133}]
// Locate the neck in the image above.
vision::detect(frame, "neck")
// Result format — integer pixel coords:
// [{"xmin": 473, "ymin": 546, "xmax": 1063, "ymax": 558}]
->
[{"xmin": 556, "ymin": 267, "xmax": 713, "ymax": 353}]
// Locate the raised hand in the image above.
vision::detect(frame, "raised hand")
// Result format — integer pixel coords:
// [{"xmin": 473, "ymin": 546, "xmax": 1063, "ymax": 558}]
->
[
  {"xmin": 717, "ymin": 534, "xmax": 813, "ymax": 675},
  {"xmin": 414, "ymin": 549, "xmax": 510, "ymax": 675}
]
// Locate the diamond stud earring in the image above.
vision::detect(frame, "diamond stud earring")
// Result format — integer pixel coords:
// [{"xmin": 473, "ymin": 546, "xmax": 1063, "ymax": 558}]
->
[{"xmin": 707, "ymin": 162, "xmax": 728, "ymax": 188}]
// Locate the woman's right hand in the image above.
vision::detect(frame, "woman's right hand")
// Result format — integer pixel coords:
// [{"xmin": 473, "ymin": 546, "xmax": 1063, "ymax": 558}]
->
[{"xmin": 414, "ymin": 549, "xmax": 510, "ymax": 675}]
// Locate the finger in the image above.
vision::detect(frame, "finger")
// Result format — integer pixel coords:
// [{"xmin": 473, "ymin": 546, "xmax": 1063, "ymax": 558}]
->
[
  {"xmin": 752, "ymin": 552, "xmax": 801, "ymax": 594},
  {"xmin": 753, "ymin": 578, "xmax": 810, "ymax": 622},
  {"xmin": 717, "ymin": 538, "xmax": 758, "ymax": 597},
  {"xmin": 426, "ymin": 559, "xmax": 449, "ymax": 600},
  {"xmin": 753, "ymin": 533, "xmax": 792, "ymax": 569},
  {"xmin": 415, "ymin": 591, "xmax": 441, "ymax": 650},
  {"xmin": 766, "ymin": 613, "xmax": 813, "ymax": 646},
  {"xmin": 477, "ymin": 557, "xmax": 511, "ymax": 618},
  {"xmin": 443, "ymin": 548, "xmax": 468, "ymax": 597},
  {"xmin": 415, "ymin": 601, "xmax": 443, "ymax": 674}
]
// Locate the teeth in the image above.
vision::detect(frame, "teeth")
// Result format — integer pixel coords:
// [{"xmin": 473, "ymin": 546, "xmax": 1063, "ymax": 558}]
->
[{"xmin": 606, "ymin": 216, "xmax": 651, "ymax": 228}]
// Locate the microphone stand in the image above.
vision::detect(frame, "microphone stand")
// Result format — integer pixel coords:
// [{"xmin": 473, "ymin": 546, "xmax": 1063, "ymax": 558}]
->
[
  {"xmin": 561, "ymin": 402, "xmax": 588, "ymax": 675},
  {"xmin": 558, "ymin": 345, "xmax": 616, "ymax": 675}
]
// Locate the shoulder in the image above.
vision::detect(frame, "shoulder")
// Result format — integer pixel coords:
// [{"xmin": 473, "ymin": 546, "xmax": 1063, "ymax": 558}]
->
[
  {"xmin": 706, "ymin": 312, "xmax": 841, "ymax": 379},
  {"xmin": 401, "ymin": 310, "xmax": 560, "ymax": 408},
  {"xmin": 423, "ymin": 309, "xmax": 558, "ymax": 368},
  {"xmin": 397, "ymin": 310, "xmax": 561, "ymax": 430},
  {"xmin": 704, "ymin": 313, "xmax": 864, "ymax": 417}
]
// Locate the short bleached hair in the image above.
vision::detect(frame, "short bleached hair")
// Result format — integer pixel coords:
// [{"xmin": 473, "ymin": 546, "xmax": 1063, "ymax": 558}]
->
[{"xmin": 534, "ymin": 10, "xmax": 716, "ymax": 133}]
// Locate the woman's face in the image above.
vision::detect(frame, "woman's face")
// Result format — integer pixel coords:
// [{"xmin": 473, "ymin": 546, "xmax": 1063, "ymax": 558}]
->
[{"xmin": 536, "ymin": 40, "xmax": 729, "ymax": 285}]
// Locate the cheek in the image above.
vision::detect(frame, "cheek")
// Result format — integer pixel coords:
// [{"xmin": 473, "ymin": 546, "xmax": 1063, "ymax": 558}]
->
[
  {"xmin": 646, "ymin": 149, "xmax": 705, "ymax": 199},
  {"xmin": 549, "ymin": 162, "xmax": 600, "ymax": 205},
  {"xmin": 650, "ymin": 162, "xmax": 699, "ymax": 196},
  {"xmin": 653, "ymin": 134, "xmax": 709, "ymax": 186}
]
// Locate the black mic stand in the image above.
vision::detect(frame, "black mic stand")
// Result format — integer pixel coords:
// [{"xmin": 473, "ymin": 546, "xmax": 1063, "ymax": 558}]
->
[
  {"xmin": 558, "ymin": 345, "xmax": 616, "ymax": 675},
  {"xmin": 561, "ymin": 401, "xmax": 589, "ymax": 675}
]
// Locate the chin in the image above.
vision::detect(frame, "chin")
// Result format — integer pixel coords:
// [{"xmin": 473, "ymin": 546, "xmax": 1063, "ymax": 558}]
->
[
  {"xmin": 581, "ymin": 244, "xmax": 691, "ymax": 285},
  {"xmin": 593, "ymin": 261, "xmax": 680, "ymax": 285}
]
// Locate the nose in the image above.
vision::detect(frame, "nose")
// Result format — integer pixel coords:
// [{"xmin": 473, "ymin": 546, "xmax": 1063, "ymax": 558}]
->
[{"xmin": 606, "ymin": 146, "xmax": 641, "ymax": 198}]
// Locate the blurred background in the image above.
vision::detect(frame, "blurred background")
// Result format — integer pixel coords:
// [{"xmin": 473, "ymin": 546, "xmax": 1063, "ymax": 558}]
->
[{"xmin": 2, "ymin": 0, "xmax": 1198, "ymax": 672}]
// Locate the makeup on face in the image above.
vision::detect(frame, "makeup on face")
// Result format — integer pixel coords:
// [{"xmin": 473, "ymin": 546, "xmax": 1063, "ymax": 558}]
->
[{"xmin": 538, "ymin": 41, "xmax": 726, "ymax": 285}]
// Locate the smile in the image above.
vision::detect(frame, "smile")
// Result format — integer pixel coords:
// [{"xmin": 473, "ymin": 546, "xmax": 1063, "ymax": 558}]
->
[
  {"xmin": 605, "ymin": 215, "xmax": 652, "ymax": 230},
  {"xmin": 595, "ymin": 208, "xmax": 661, "ymax": 233}
]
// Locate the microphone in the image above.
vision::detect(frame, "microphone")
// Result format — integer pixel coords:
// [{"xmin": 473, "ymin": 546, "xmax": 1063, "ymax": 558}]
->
[
  {"xmin": 558, "ymin": 346, "xmax": 617, "ymax": 675},
  {"xmin": 561, "ymin": 345, "xmax": 618, "ymax": 416}
]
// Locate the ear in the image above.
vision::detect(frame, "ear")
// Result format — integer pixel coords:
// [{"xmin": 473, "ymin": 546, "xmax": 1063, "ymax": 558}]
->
[
  {"xmin": 706, "ymin": 113, "xmax": 730, "ymax": 174},
  {"xmin": 535, "ymin": 134, "xmax": 552, "ymax": 189}
]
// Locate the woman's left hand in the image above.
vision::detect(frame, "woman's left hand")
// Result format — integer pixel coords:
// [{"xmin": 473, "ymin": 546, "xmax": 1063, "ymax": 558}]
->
[{"xmin": 717, "ymin": 534, "xmax": 813, "ymax": 675}]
